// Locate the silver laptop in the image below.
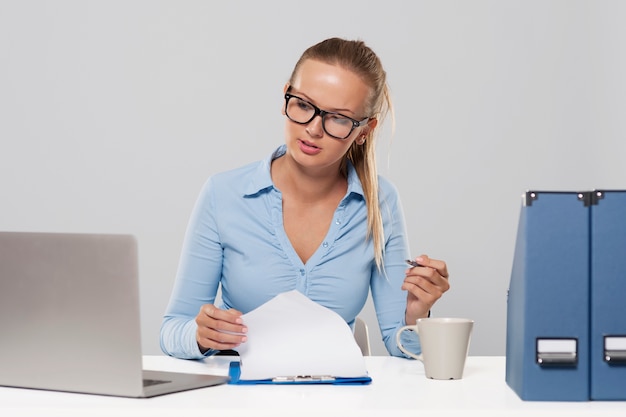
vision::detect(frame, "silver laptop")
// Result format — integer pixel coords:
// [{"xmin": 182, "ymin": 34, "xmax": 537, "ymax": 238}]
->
[{"xmin": 0, "ymin": 231, "xmax": 229, "ymax": 397}]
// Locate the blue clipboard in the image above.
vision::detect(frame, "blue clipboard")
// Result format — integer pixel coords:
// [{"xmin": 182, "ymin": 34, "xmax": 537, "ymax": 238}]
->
[{"xmin": 228, "ymin": 362, "xmax": 372, "ymax": 385}]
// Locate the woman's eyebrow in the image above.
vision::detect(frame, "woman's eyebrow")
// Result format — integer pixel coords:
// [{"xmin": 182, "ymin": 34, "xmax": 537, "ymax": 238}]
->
[{"xmin": 290, "ymin": 89, "xmax": 357, "ymax": 116}]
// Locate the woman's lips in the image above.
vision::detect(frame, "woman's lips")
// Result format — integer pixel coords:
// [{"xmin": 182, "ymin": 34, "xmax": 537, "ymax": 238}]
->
[{"xmin": 298, "ymin": 139, "xmax": 322, "ymax": 155}]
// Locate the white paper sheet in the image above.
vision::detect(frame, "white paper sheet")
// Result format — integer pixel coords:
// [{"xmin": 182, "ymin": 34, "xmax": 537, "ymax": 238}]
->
[{"xmin": 234, "ymin": 290, "xmax": 368, "ymax": 380}]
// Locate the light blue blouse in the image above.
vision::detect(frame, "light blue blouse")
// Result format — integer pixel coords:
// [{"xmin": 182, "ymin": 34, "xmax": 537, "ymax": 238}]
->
[{"xmin": 160, "ymin": 145, "xmax": 421, "ymax": 359}]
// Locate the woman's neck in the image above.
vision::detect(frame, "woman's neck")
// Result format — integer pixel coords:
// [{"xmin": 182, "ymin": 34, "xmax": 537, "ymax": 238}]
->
[{"xmin": 271, "ymin": 154, "xmax": 347, "ymax": 203}]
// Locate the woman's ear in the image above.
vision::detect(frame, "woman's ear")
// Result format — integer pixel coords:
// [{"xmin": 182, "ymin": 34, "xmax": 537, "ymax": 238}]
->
[{"xmin": 358, "ymin": 118, "xmax": 377, "ymax": 140}]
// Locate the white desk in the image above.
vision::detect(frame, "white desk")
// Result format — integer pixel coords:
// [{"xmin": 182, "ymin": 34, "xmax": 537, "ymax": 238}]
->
[{"xmin": 2, "ymin": 356, "xmax": 625, "ymax": 417}]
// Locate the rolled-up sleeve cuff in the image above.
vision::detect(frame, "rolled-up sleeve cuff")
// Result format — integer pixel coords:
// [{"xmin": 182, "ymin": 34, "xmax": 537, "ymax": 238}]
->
[{"xmin": 161, "ymin": 318, "xmax": 210, "ymax": 360}]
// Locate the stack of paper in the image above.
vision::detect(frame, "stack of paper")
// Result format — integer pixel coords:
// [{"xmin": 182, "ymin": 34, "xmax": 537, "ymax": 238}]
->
[{"xmin": 231, "ymin": 290, "xmax": 370, "ymax": 384}]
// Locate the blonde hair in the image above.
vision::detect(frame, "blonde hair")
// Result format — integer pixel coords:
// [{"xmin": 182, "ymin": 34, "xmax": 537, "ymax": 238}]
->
[{"xmin": 289, "ymin": 38, "xmax": 393, "ymax": 270}]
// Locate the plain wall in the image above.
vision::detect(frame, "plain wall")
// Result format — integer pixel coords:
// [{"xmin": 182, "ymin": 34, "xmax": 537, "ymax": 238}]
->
[{"xmin": 1, "ymin": 0, "xmax": 624, "ymax": 356}]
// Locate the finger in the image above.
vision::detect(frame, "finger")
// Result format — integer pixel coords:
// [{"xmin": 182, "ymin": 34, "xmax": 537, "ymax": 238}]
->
[
  {"xmin": 402, "ymin": 275, "xmax": 448, "ymax": 303},
  {"xmin": 414, "ymin": 254, "xmax": 449, "ymax": 279},
  {"xmin": 402, "ymin": 281, "xmax": 439, "ymax": 306},
  {"xmin": 196, "ymin": 306, "xmax": 248, "ymax": 351},
  {"xmin": 197, "ymin": 327, "xmax": 247, "ymax": 351},
  {"xmin": 403, "ymin": 274, "xmax": 447, "ymax": 293},
  {"xmin": 405, "ymin": 264, "xmax": 448, "ymax": 287},
  {"xmin": 201, "ymin": 305, "xmax": 244, "ymax": 324},
  {"xmin": 198, "ymin": 305, "xmax": 247, "ymax": 334},
  {"xmin": 198, "ymin": 325, "xmax": 248, "ymax": 344}
]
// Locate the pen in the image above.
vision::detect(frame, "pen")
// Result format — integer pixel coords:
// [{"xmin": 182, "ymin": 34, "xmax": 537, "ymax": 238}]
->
[{"xmin": 405, "ymin": 259, "xmax": 422, "ymax": 268}]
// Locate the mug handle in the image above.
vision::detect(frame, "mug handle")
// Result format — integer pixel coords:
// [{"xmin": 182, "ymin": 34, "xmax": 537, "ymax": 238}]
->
[{"xmin": 395, "ymin": 325, "xmax": 423, "ymax": 361}]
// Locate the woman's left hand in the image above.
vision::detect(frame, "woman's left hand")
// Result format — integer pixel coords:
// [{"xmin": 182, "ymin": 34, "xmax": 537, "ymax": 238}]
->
[{"xmin": 402, "ymin": 254, "xmax": 450, "ymax": 323}]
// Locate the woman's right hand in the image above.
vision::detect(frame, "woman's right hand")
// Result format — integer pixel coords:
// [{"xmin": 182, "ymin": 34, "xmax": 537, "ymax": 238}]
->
[{"xmin": 195, "ymin": 304, "xmax": 248, "ymax": 353}]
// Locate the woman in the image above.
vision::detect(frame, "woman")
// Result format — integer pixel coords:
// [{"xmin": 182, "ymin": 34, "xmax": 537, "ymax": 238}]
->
[{"xmin": 160, "ymin": 37, "xmax": 450, "ymax": 359}]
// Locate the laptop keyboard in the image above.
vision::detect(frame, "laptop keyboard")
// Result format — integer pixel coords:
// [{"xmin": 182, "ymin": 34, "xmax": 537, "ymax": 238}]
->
[{"xmin": 143, "ymin": 378, "xmax": 171, "ymax": 387}]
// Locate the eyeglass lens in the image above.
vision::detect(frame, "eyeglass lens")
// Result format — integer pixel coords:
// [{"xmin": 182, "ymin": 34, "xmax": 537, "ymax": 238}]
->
[{"xmin": 285, "ymin": 95, "xmax": 356, "ymax": 139}]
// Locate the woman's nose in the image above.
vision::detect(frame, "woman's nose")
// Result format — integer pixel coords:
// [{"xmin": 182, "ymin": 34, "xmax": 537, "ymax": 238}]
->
[{"xmin": 305, "ymin": 114, "xmax": 324, "ymax": 138}]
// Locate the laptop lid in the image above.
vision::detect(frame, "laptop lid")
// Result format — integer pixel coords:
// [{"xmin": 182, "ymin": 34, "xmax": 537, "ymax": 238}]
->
[{"xmin": 0, "ymin": 231, "xmax": 228, "ymax": 397}]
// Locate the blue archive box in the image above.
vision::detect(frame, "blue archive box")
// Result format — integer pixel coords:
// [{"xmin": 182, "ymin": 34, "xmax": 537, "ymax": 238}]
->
[
  {"xmin": 590, "ymin": 190, "xmax": 626, "ymax": 400},
  {"xmin": 506, "ymin": 191, "xmax": 591, "ymax": 401},
  {"xmin": 506, "ymin": 189, "xmax": 626, "ymax": 401}
]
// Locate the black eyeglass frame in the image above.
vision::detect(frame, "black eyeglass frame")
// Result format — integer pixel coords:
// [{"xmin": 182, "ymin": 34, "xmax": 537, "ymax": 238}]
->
[{"xmin": 284, "ymin": 92, "xmax": 370, "ymax": 140}]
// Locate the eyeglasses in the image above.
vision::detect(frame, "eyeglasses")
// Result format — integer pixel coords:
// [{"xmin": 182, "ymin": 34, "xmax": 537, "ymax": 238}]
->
[{"xmin": 284, "ymin": 92, "xmax": 369, "ymax": 140}]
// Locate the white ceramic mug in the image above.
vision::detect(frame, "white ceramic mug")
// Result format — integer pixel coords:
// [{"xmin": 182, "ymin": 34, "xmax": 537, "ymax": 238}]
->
[{"xmin": 396, "ymin": 317, "xmax": 474, "ymax": 380}]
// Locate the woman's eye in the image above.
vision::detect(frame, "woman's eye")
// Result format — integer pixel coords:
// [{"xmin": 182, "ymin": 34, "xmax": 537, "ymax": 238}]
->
[
  {"xmin": 297, "ymin": 100, "xmax": 313, "ymax": 111},
  {"xmin": 328, "ymin": 115, "xmax": 351, "ymax": 126}
]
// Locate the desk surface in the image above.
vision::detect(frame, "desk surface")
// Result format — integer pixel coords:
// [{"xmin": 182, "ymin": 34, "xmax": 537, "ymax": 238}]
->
[{"xmin": 2, "ymin": 356, "xmax": 625, "ymax": 417}]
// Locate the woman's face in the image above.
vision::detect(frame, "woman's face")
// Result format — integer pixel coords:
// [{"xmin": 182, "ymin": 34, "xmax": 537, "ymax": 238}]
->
[{"xmin": 282, "ymin": 59, "xmax": 372, "ymax": 174}]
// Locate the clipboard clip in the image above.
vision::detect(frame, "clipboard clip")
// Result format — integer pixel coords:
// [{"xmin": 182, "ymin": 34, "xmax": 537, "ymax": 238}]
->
[{"xmin": 272, "ymin": 375, "xmax": 336, "ymax": 382}]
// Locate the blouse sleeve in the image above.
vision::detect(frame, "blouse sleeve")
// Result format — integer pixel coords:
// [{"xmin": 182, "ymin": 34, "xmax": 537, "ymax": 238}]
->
[
  {"xmin": 370, "ymin": 178, "xmax": 422, "ymax": 358},
  {"xmin": 160, "ymin": 177, "xmax": 223, "ymax": 359}
]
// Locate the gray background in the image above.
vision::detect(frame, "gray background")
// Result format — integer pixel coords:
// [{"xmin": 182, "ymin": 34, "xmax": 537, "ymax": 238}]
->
[{"xmin": 1, "ymin": 0, "xmax": 624, "ymax": 356}]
